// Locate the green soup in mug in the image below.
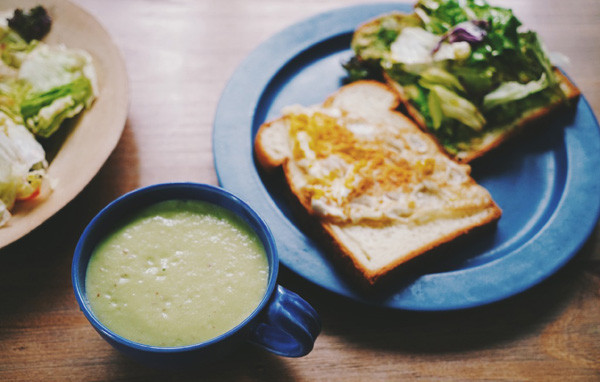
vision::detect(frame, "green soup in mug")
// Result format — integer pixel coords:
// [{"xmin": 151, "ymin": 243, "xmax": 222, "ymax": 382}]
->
[{"xmin": 85, "ymin": 199, "xmax": 269, "ymax": 347}]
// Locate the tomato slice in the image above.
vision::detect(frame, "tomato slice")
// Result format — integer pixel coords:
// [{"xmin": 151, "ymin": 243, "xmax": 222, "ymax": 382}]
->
[{"xmin": 16, "ymin": 186, "xmax": 41, "ymax": 201}]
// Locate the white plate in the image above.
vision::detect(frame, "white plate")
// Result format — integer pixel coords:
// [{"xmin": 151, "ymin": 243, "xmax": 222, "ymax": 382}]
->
[{"xmin": 0, "ymin": 0, "xmax": 128, "ymax": 248}]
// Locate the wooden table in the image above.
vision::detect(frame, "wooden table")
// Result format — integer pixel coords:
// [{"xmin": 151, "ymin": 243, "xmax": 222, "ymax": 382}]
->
[{"xmin": 1, "ymin": 0, "xmax": 599, "ymax": 380}]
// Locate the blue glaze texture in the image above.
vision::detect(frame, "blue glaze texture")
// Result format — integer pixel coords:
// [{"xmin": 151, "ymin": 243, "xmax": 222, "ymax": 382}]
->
[{"xmin": 213, "ymin": 3, "xmax": 600, "ymax": 310}]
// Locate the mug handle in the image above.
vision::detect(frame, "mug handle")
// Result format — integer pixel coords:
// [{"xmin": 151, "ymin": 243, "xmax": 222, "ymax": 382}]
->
[{"xmin": 247, "ymin": 285, "xmax": 321, "ymax": 357}]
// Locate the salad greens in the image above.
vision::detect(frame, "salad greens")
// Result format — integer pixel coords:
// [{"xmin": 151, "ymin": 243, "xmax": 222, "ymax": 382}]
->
[
  {"xmin": 0, "ymin": 113, "xmax": 46, "ymax": 226},
  {"xmin": 18, "ymin": 44, "xmax": 96, "ymax": 137},
  {"xmin": 348, "ymin": 0, "xmax": 570, "ymax": 156},
  {"xmin": 0, "ymin": 6, "xmax": 97, "ymax": 226}
]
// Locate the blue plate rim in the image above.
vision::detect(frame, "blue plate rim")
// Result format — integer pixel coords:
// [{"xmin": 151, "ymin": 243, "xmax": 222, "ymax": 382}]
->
[{"xmin": 212, "ymin": 2, "xmax": 600, "ymax": 311}]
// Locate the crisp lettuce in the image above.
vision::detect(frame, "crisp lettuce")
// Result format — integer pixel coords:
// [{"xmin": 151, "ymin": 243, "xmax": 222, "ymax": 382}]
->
[
  {"xmin": 0, "ymin": 6, "xmax": 97, "ymax": 226},
  {"xmin": 2, "ymin": 28, "xmax": 97, "ymax": 140},
  {"xmin": 483, "ymin": 74, "xmax": 548, "ymax": 110},
  {"xmin": 390, "ymin": 26, "xmax": 439, "ymax": 64},
  {"xmin": 21, "ymin": 76, "xmax": 93, "ymax": 137},
  {"xmin": 0, "ymin": 80, "xmax": 27, "ymax": 121},
  {"xmin": 428, "ymin": 85, "xmax": 485, "ymax": 130},
  {"xmin": 346, "ymin": 0, "xmax": 570, "ymax": 154},
  {"xmin": 0, "ymin": 29, "xmax": 38, "ymax": 69},
  {"xmin": 419, "ymin": 67, "xmax": 465, "ymax": 93},
  {"xmin": 18, "ymin": 44, "xmax": 96, "ymax": 95},
  {"xmin": 0, "ymin": 112, "xmax": 47, "ymax": 225}
]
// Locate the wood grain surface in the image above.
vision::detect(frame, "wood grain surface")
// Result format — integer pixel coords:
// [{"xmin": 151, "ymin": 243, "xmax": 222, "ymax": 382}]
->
[{"xmin": 1, "ymin": 0, "xmax": 599, "ymax": 381}]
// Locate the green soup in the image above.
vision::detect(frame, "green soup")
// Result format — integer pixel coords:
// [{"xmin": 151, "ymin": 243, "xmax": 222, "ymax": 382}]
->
[{"xmin": 85, "ymin": 200, "xmax": 269, "ymax": 347}]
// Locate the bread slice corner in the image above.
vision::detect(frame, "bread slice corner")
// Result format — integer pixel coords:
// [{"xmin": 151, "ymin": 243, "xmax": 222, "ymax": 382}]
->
[{"xmin": 254, "ymin": 80, "xmax": 502, "ymax": 286}]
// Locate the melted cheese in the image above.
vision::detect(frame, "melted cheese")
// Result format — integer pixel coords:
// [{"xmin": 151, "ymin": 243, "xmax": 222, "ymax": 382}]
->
[{"xmin": 283, "ymin": 106, "xmax": 494, "ymax": 225}]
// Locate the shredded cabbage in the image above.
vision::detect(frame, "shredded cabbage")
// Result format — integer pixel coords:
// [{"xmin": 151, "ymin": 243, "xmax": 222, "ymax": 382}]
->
[
  {"xmin": 0, "ymin": 6, "xmax": 97, "ymax": 226},
  {"xmin": 483, "ymin": 74, "xmax": 548, "ymax": 110},
  {"xmin": 0, "ymin": 112, "xmax": 47, "ymax": 224},
  {"xmin": 429, "ymin": 85, "xmax": 485, "ymax": 130}
]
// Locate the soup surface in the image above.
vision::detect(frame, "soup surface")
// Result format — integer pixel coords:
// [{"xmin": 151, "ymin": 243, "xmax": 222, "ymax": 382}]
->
[{"xmin": 86, "ymin": 199, "xmax": 269, "ymax": 347}]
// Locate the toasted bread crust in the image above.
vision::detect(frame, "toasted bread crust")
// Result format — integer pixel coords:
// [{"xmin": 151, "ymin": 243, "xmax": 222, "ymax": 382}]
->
[
  {"xmin": 278, "ymin": 159, "xmax": 501, "ymax": 287},
  {"xmin": 266, "ymin": 159, "xmax": 501, "ymax": 287},
  {"xmin": 254, "ymin": 118, "xmax": 285, "ymax": 171},
  {"xmin": 323, "ymin": 79, "xmax": 401, "ymax": 109},
  {"xmin": 386, "ymin": 68, "xmax": 580, "ymax": 163},
  {"xmin": 454, "ymin": 69, "xmax": 580, "ymax": 163},
  {"xmin": 319, "ymin": 201, "xmax": 501, "ymax": 286},
  {"xmin": 353, "ymin": 10, "xmax": 581, "ymax": 164},
  {"xmin": 254, "ymin": 81, "xmax": 502, "ymax": 286},
  {"xmin": 254, "ymin": 80, "xmax": 398, "ymax": 172}
]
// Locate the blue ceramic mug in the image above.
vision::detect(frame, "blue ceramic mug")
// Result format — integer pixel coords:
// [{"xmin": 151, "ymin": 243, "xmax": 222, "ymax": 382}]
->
[{"xmin": 72, "ymin": 183, "xmax": 320, "ymax": 367}]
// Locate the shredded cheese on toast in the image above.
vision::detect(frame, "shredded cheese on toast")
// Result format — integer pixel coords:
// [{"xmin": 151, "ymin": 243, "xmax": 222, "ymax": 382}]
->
[{"xmin": 283, "ymin": 106, "xmax": 495, "ymax": 225}]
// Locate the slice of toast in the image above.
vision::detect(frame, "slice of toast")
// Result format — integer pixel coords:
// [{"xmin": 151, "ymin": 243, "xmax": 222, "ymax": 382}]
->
[
  {"xmin": 350, "ymin": 10, "xmax": 581, "ymax": 163},
  {"xmin": 255, "ymin": 81, "xmax": 502, "ymax": 286}
]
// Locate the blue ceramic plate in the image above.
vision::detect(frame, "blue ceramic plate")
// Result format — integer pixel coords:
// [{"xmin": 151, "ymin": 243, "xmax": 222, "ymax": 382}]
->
[{"xmin": 213, "ymin": 3, "xmax": 600, "ymax": 311}]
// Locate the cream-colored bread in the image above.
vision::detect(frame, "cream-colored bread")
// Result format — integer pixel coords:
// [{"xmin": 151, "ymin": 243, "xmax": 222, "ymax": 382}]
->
[{"xmin": 255, "ymin": 81, "xmax": 501, "ymax": 286}]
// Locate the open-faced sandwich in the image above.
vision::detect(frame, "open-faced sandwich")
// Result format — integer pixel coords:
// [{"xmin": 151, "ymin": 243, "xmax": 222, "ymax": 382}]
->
[
  {"xmin": 255, "ymin": 81, "xmax": 502, "ymax": 286},
  {"xmin": 344, "ymin": 0, "xmax": 580, "ymax": 162}
]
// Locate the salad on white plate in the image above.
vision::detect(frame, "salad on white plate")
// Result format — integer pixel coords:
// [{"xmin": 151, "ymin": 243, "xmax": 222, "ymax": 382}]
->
[{"xmin": 0, "ymin": 6, "xmax": 97, "ymax": 226}]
